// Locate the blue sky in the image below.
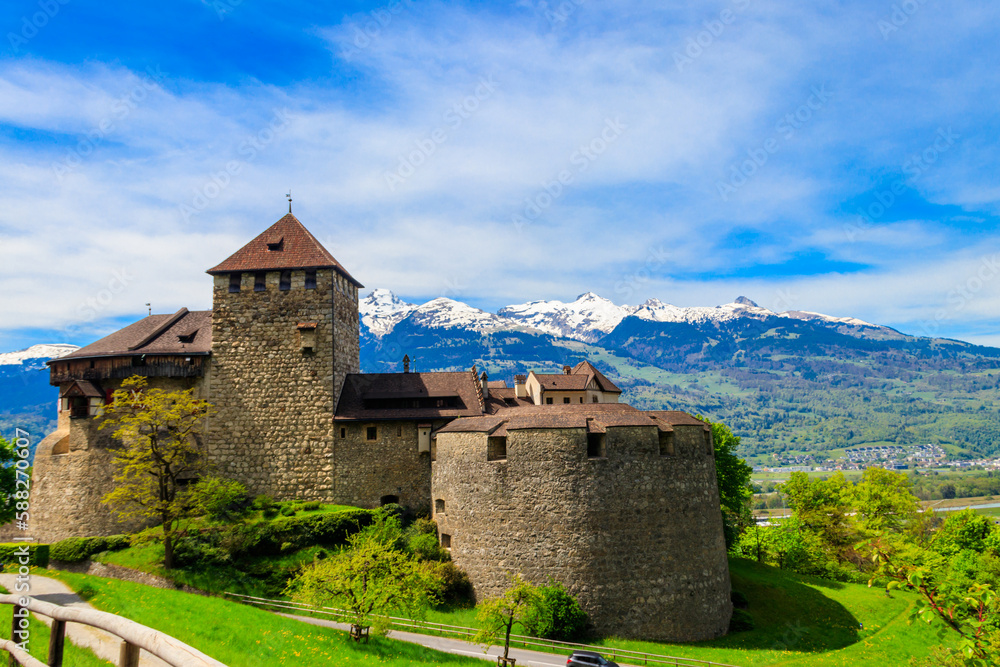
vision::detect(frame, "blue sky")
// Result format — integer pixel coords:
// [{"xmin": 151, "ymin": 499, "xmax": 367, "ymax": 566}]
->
[{"xmin": 1, "ymin": 0, "xmax": 999, "ymax": 350}]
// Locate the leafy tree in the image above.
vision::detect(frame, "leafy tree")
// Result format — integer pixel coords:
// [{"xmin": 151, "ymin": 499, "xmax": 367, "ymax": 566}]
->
[
  {"xmin": 698, "ymin": 418, "xmax": 754, "ymax": 546},
  {"xmin": 473, "ymin": 574, "xmax": 546, "ymax": 665},
  {"xmin": 934, "ymin": 509, "xmax": 996, "ymax": 558},
  {"xmin": 527, "ymin": 580, "xmax": 589, "ymax": 641},
  {"xmin": 289, "ymin": 513, "xmax": 441, "ymax": 641},
  {"xmin": 0, "ymin": 435, "xmax": 20, "ymax": 525},
  {"xmin": 190, "ymin": 476, "xmax": 251, "ymax": 523},
  {"xmin": 100, "ymin": 376, "xmax": 214, "ymax": 569},
  {"xmin": 852, "ymin": 467, "xmax": 921, "ymax": 535},
  {"xmin": 781, "ymin": 472, "xmax": 859, "ymax": 566}
]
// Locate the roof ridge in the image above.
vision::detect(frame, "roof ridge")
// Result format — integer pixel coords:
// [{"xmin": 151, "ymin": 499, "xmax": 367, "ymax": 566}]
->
[{"xmin": 128, "ymin": 308, "xmax": 189, "ymax": 351}]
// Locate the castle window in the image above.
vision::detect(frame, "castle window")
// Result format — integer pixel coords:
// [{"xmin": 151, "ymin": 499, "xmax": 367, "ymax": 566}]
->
[
  {"xmin": 546, "ymin": 397, "xmax": 553, "ymax": 405},
  {"xmin": 397, "ymin": 425, "xmax": 402, "ymax": 437},
  {"xmin": 704, "ymin": 430, "xmax": 714, "ymax": 456},
  {"xmin": 340, "ymin": 427, "xmax": 346, "ymax": 438},
  {"xmin": 366, "ymin": 426, "xmax": 378, "ymax": 441},
  {"xmin": 487, "ymin": 436, "xmax": 507, "ymax": 461},
  {"xmin": 563, "ymin": 397, "xmax": 570, "ymax": 404},
  {"xmin": 659, "ymin": 431, "xmax": 675, "ymax": 456},
  {"xmin": 435, "ymin": 499, "xmax": 445, "ymax": 514},
  {"xmin": 279, "ymin": 270, "xmax": 291, "ymax": 291},
  {"xmin": 380, "ymin": 495, "xmax": 399, "ymax": 506},
  {"xmin": 592, "ymin": 396, "xmax": 599, "ymax": 403},
  {"xmin": 254, "ymin": 272, "xmax": 266, "ymax": 291},
  {"xmin": 587, "ymin": 433, "xmax": 606, "ymax": 459},
  {"xmin": 440, "ymin": 533, "xmax": 451, "ymax": 549},
  {"xmin": 266, "ymin": 237, "xmax": 284, "ymax": 252},
  {"xmin": 229, "ymin": 273, "xmax": 241, "ymax": 293},
  {"xmin": 69, "ymin": 396, "xmax": 89, "ymax": 419},
  {"xmin": 579, "ymin": 397, "xmax": 583, "ymax": 403},
  {"xmin": 305, "ymin": 270, "xmax": 317, "ymax": 289}
]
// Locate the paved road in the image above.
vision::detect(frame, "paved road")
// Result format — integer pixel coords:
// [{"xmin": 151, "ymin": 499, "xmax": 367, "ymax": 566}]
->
[
  {"xmin": 282, "ymin": 612, "xmax": 590, "ymax": 667},
  {"xmin": 0, "ymin": 573, "xmax": 169, "ymax": 666}
]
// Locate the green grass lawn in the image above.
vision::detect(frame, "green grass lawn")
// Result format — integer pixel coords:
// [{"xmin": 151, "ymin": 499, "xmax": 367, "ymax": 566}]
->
[
  {"xmin": 42, "ymin": 570, "xmax": 484, "ymax": 667},
  {"xmin": 0, "ymin": 586, "xmax": 113, "ymax": 666},
  {"xmin": 44, "ymin": 555, "xmax": 954, "ymax": 667}
]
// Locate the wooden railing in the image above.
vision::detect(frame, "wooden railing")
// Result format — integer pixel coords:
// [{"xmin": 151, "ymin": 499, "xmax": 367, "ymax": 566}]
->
[
  {"xmin": 0, "ymin": 594, "xmax": 226, "ymax": 667},
  {"xmin": 226, "ymin": 592, "xmax": 740, "ymax": 667}
]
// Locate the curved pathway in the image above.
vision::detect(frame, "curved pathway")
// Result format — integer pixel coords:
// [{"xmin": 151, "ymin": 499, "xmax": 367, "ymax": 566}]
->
[{"xmin": 0, "ymin": 573, "xmax": 169, "ymax": 667}]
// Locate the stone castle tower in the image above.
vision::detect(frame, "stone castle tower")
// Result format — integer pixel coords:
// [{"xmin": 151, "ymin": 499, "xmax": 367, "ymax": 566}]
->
[{"xmin": 205, "ymin": 213, "xmax": 362, "ymax": 499}]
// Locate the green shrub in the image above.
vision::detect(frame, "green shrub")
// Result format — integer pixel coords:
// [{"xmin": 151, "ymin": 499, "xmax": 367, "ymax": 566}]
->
[
  {"xmin": 729, "ymin": 608, "xmax": 755, "ymax": 632},
  {"xmin": 252, "ymin": 495, "xmax": 275, "ymax": 511},
  {"xmin": 0, "ymin": 543, "xmax": 49, "ymax": 568},
  {"xmin": 192, "ymin": 477, "xmax": 252, "ymax": 523},
  {"xmin": 280, "ymin": 505, "xmax": 296, "ymax": 517},
  {"xmin": 429, "ymin": 561, "xmax": 474, "ymax": 606},
  {"xmin": 50, "ymin": 535, "xmax": 129, "ymax": 563},
  {"xmin": 530, "ymin": 580, "xmax": 589, "ymax": 642},
  {"xmin": 262, "ymin": 507, "xmax": 279, "ymax": 519},
  {"xmin": 300, "ymin": 501, "xmax": 321, "ymax": 512}
]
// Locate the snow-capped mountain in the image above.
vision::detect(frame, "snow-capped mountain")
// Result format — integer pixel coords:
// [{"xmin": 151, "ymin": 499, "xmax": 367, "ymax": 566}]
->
[
  {"xmin": 0, "ymin": 344, "xmax": 78, "ymax": 369},
  {"xmin": 359, "ymin": 288, "xmax": 417, "ymax": 337},
  {"xmin": 499, "ymin": 292, "xmax": 635, "ymax": 343},
  {"xmin": 359, "ymin": 289, "xmax": 899, "ymax": 343}
]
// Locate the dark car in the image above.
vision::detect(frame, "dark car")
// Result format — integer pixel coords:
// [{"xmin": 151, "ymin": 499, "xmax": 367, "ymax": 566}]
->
[{"xmin": 566, "ymin": 650, "xmax": 620, "ymax": 667}]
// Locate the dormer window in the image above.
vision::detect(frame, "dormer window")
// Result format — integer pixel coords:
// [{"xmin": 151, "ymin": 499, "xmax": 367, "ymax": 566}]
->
[
  {"xmin": 177, "ymin": 331, "xmax": 197, "ymax": 344},
  {"xmin": 266, "ymin": 237, "xmax": 284, "ymax": 251}
]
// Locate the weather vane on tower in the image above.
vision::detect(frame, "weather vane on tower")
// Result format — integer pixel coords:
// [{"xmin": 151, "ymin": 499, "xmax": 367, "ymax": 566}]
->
[{"xmin": 286, "ymin": 190, "xmax": 292, "ymax": 213}]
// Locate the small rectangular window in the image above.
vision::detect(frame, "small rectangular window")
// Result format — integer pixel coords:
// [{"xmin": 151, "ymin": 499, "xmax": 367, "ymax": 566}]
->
[
  {"xmin": 340, "ymin": 427, "xmax": 346, "ymax": 439},
  {"xmin": 563, "ymin": 397, "xmax": 570, "ymax": 404},
  {"xmin": 546, "ymin": 397, "xmax": 553, "ymax": 405},
  {"xmin": 587, "ymin": 433, "xmax": 605, "ymax": 458},
  {"xmin": 487, "ymin": 436, "xmax": 507, "ymax": 461},
  {"xmin": 440, "ymin": 533, "xmax": 451, "ymax": 549},
  {"xmin": 579, "ymin": 397, "xmax": 583, "ymax": 403},
  {"xmin": 229, "ymin": 273, "xmax": 241, "ymax": 293},
  {"xmin": 305, "ymin": 270, "xmax": 317, "ymax": 289},
  {"xmin": 254, "ymin": 272, "xmax": 266, "ymax": 291},
  {"xmin": 366, "ymin": 426, "xmax": 378, "ymax": 441},
  {"xmin": 704, "ymin": 430, "xmax": 714, "ymax": 456},
  {"xmin": 279, "ymin": 270, "xmax": 291, "ymax": 291},
  {"xmin": 659, "ymin": 431, "xmax": 675, "ymax": 456},
  {"xmin": 397, "ymin": 425, "xmax": 402, "ymax": 437},
  {"xmin": 435, "ymin": 499, "xmax": 445, "ymax": 514}
]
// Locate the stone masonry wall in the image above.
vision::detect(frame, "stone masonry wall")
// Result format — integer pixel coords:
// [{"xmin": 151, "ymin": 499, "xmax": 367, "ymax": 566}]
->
[
  {"xmin": 331, "ymin": 420, "xmax": 433, "ymax": 512},
  {"xmin": 208, "ymin": 269, "xmax": 359, "ymax": 500},
  {"xmin": 24, "ymin": 376, "xmax": 203, "ymax": 543},
  {"xmin": 431, "ymin": 423, "xmax": 733, "ymax": 642}
]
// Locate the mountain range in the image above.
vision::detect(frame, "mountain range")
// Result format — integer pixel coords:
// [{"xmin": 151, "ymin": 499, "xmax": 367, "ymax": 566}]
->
[{"xmin": 6, "ymin": 293, "xmax": 1000, "ymax": 463}]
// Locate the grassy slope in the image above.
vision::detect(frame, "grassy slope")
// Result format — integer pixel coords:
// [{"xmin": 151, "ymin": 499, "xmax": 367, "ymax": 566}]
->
[
  {"xmin": 43, "ymin": 570, "xmax": 484, "ymax": 667},
  {"xmin": 0, "ymin": 588, "xmax": 113, "ymax": 666}
]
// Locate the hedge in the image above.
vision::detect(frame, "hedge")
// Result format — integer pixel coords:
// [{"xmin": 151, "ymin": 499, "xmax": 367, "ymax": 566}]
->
[
  {"xmin": 224, "ymin": 508, "xmax": 377, "ymax": 558},
  {"xmin": 50, "ymin": 535, "xmax": 130, "ymax": 563},
  {"xmin": 0, "ymin": 543, "xmax": 50, "ymax": 568}
]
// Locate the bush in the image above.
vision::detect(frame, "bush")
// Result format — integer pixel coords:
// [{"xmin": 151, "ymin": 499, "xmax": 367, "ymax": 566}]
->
[
  {"xmin": 426, "ymin": 561, "xmax": 474, "ymax": 606},
  {"xmin": 262, "ymin": 507, "xmax": 279, "ymax": 519},
  {"xmin": 530, "ymin": 580, "xmax": 589, "ymax": 642},
  {"xmin": 0, "ymin": 543, "xmax": 49, "ymax": 568},
  {"xmin": 300, "ymin": 501, "xmax": 321, "ymax": 512},
  {"xmin": 405, "ymin": 518, "xmax": 448, "ymax": 562},
  {"xmin": 729, "ymin": 608, "xmax": 755, "ymax": 632},
  {"xmin": 253, "ymin": 495, "xmax": 275, "ymax": 511},
  {"xmin": 50, "ymin": 536, "xmax": 129, "ymax": 563},
  {"xmin": 280, "ymin": 505, "xmax": 296, "ymax": 517},
  {"xmin": 192, "ymin": 477, "xmax": 252, "ymax": 523}
]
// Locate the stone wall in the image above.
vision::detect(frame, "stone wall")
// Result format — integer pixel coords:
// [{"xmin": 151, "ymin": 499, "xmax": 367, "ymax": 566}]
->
[
  {"xmin": 24, "ymin": 376, "xmax": 205, "ymax": 542},
  {"xmin": 431, "ymin": 423, "xmax": 733, "ymax": 642},
  {"xmin": 208, "ymin": 268, "xmax": 358, "ymax": 500},
  {"xmin": 331, "ymin": 420, "xmax": 434, "ymax": 512}
]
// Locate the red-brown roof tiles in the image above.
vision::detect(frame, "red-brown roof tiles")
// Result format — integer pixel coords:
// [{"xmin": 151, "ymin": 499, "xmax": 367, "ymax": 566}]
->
[
  {"xmin": 207, "ymin": 213, "xmax": 362, "ymax": 286},
  {"xmin": 55, "ymin": 310, "xmax": 212, "ymax": 361}
]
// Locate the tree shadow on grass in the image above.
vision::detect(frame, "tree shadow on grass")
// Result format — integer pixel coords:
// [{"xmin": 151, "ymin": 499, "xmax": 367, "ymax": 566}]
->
[{"xmin": 698, "ymin": 559, "xmax": 861, "ymax": 653}]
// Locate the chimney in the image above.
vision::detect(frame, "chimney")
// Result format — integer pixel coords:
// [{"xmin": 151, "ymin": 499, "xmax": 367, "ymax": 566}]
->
[
  {"xmin": 563, "ymin": 365, "xmax": 572, "ymax": 375},
  {"xmin": 514, "ymin": 374, "xmax": 527, "ymax": 399},
  {"xmin": 481, "ymin": 371, "xmax": 489, "ymax": 400},
  {"xmin": 403, "ymin": 355, "xmax": 410, "ymax": 373}
]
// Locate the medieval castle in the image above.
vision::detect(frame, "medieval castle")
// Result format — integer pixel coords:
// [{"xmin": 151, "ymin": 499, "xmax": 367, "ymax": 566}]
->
[{"xmin": 32, "ymin": 212, "xmax": 733, "ymax": 641}]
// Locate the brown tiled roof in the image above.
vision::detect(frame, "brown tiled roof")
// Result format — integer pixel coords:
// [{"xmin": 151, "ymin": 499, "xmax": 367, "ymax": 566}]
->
[
  {"xmin": 55, "ymin": 310, "xmax": 212, "ymax": 361},
  {"xmin": 206, "ymin": 213, "xmax": 363, "ymax": 286},
  {"xmin": 59, "ymin": 380, "xmax": 103, "ymax": 398},
  {"xmin": 533, "ymin": 373, "xmax": 590, "ymax": 390},
  {"xmin": 437, "ymin": 403, "xmax": 708, "ymax": 433},
  {"xmin": 335, "ymin": 372, "xmax": 486, "ymax": 420},
  {"xmin": 572, "ymin": 360, "xmax": 621, "ymax": 393},
  {"xmin": 487, "ymin": 380, "xmax": 508, "ymax": 389}
]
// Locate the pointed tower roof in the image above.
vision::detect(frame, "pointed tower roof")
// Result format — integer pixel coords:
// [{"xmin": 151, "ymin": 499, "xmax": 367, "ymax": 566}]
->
[{"xmin": 207, "ymin": 213, "xmax": 363, "ymax": 286}]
